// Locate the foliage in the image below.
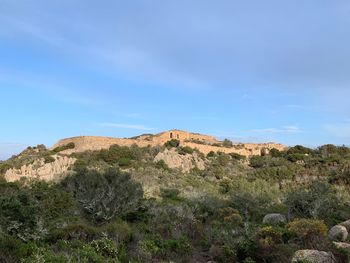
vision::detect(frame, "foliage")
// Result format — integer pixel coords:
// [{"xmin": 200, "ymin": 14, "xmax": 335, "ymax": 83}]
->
[
  {"xmin": 285, "ymin": 181, "xmax": 344, "ymax": 224},
  {"xmin": 3, "ymin": 142, "xmax": 350, "ymax": 262},
  {"xmin": 164, "ymin": 139, "xmax": 180, "ymax": 148},
  {"xmin": 61, "ymin": 168, "xmax": 143, "ymax": 223},
  {"xmin": 287, "ymin": 218, "xmax": 328, "ymax": 248},
  {"xmin": 52, "ymin": 142, "xmax": 75, "ymax": 153},
  {"xmin": 222, "ymin": 138, "xmax": 233, "ymax": 147}
]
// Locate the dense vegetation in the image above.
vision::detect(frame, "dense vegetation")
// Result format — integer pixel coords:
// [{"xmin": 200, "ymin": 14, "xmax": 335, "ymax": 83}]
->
[{"xmin": 1, "ymin": 143, "xmax": 350, "ymax": 262}]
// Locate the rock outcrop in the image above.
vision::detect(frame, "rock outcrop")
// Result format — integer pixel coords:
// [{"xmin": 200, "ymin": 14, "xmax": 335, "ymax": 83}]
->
[
  {"xmin": 291, "ymin": 250, "xmax": 336, "ymax": 263},
  {"xmin": 5, "ymin": 155, "xmax": 76, "ymax": 182},
  {"xmin": 263, "ymin": 213, "xmax": 286, "ymax": 225},
  {"xmin": 328, "ymin": 225, "xmax": 348, "ymax": 242},
  {"xmin": 154, "ymin": 148, "xmax": 205, "ymax": 173}
]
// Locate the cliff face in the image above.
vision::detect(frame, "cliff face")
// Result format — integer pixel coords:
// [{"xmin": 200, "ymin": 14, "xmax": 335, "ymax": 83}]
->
[
  {"xmin": 53, "ymin": 129, "xmax": 286, "ymax": 157},
  {"xmin": 4, "ymin": 155, "xmax": 76, "ymax": 182}
]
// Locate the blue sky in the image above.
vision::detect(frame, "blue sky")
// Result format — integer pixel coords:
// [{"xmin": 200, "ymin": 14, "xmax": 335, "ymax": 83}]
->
[{"xmin": 1, "ymin": 0, "xmax": 350, "ymax": 159}]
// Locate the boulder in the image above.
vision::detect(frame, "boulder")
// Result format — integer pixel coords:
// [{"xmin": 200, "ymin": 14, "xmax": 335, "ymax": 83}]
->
[
  {"xmin": 333, "ymin": 241, "xmax": 350, "ymax": 253},
  {"xmin": 263, "ymin": 213, "xmax": 286, "ymax": 225},
  {"xmin": 339, "ymin": 219, "xmax": 350, "ymax": 232},
  {"xmin": 291, "ymin": 250, "xmax": 336, "ymax": 263},
  {"xmin": 328, "ymin": 225, "xmax": 348, "ymax": 241}
]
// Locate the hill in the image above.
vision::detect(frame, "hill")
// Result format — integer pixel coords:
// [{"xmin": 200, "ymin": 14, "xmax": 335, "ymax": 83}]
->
[
  {"xmin": 2, "ymin": 133, "xmax": 350, "ymax": 262},
  {"xmin": 53, "ymin": 129, "xmax": 285, "ymax": 156}
]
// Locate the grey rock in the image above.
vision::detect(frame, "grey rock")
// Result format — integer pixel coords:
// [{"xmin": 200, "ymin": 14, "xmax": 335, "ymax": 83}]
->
[
  {"xmin": 263, "ymin": 213, "xmax": 286, "ymax": 225},
  {"xmin": 328, "ymin": 225, "xmax": 348, "ymax": 241},
  {"xmin": 291, "ymin": 250, "xmax": 336, "ymax": 263}
]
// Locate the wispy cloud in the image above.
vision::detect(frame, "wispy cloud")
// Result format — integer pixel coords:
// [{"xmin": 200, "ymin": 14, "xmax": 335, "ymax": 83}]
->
[
  {"xmin": 96, "ymin": 123, "xmax": 154, "ymax": 131},
  {"xmin": 248, "ymin": 125, "xmax": 301, "ymax": 134}
]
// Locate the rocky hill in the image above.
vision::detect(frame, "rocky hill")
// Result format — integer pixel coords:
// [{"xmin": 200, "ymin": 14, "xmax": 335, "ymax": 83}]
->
[
  {"xmin": 1, "ymin": 129, "xmax": 285, "ymax": 182},
  {"xmin": 53, "ymin": 129, "xmax": 286, "ymax": 156}
]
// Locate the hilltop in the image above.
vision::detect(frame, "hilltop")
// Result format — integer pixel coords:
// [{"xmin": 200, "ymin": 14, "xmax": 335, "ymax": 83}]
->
[{"xmin": 53, "ymin": 129, "xmax": 286, "ymax": 156}]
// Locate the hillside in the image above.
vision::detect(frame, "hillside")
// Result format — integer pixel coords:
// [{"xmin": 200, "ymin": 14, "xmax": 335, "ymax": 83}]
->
[
  {"xmin": 2, "ymin": 135, "xmax": 350, "ymax": 262},
  {"xmin": 53, "ymin": 129, "xmax": 286, "ymax": 156}
]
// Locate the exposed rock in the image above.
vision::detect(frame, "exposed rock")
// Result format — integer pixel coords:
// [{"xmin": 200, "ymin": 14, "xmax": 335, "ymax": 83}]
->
[
  {"xmin": 154, "ymin": 148, "xmax": 205, "ymax": 173},
  {"xmin": 333, "ymin": 241, "xmax": 350, "ymax": 253},
  {"xmin": 5, "ymin": 155, "xmax": 76, "ymax": 182},
  {"xmin": 339, "ymin": 219, "xmax": 350, "ymax": 232},
  {"xmin": 328, "ymin": 225, "xmax": 348, "ymax": 241},
  {"xmin": 291, "ymin": 250, "xmax": 336, "ymax": 263},
  {"xmin": 263, "ymin": 213, "xmax": 286, "ymax": 225}
]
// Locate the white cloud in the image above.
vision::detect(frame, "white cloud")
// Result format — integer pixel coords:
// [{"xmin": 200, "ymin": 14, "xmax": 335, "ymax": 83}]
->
[
  {"xmin": 96, "ymin": 123, "xmax": 154, "ymax": 131},
  {"xmin": 248, "ymin": 125, "xmax": 301, "ymax": 134}
]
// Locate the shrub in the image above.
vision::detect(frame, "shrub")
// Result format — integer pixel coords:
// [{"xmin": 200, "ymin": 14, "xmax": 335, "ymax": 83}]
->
[
  {"xmin": 218, "ymin": 207, "xmax": 243, "ymax": 227},
  {"xmin": 177, "ymin": 146, "xmax": 194, "ymax": 155},
  {"xmin": 287, "ymin": 218, "xmax": 327, "ymax": 247},
  {"xmin": 207, "ymin": 151, "xmax": 216, "ymax": 158},
  {"xmin": 0, "ymin": 185, "xmax": 41, "ymax": 241},
  {"xmin": 52, "ymin": 142, "xmax": 75, "ymax": 153},
  {"xmin": 285, "ymin": 181, "xmax": 340, "ymax": 223},
  {"xmin": 91, "ymin": 238, "xmax": 118, "ymax": 258},
  {"xmin": 164, "ymin": 139, "xmax": 180, "ymax": 149},
  {"xmin": 61, "ymin": 169, "xmax": 143, "ymax": 223},
  {"xmin": 47, "ymin": 222, "xmax": 99, "ymax": 242},
  {"xmin": 222, "ymin": 139, "xmax": 233, "ymax": 148},
  {"xmin": 44, "ymin": 155, "xmax": 55, "ymax": 164},
  {"xmin": 155, "ymin": 160, "xmax": 170, "ymax": 170},
  {"xmin": 160, "ymin": 188, "xmax": 181, "ymax": 201},
  {"xmin": 229, "ymin": 152, "xmax": 245, "ymax": 160},
  {"xmin": 256, "ymin": 226, "xmax": 283, "ymax": 247},
  {"xmin": 287, "ymin": 145, "xmax": 314, "ymax": 155},
  {"xmin": 118, "ymin": 157, "xmax": 132, "ymax": 167}
]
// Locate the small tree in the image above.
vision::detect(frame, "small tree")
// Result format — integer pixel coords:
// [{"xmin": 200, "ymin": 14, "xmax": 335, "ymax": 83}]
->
[{"xmin": 222, "ymin": 139, "xmax": 233, "ymax": 148}]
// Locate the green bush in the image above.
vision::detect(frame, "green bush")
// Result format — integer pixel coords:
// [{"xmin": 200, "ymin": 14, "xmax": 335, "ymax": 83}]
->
[
  {"xmin": 61, "ymin": 169, "xmax": 143, "ymax": 223},
  {"xmin": 0, "ymin": 184, "xmax": 41, "ymax": 241},
  {"xmin": 160, "ymin": 188, "xmax": 181, "ymax": 201},
  {"xmin": 164, "ymin": 139, "xmax": 180, "ymax": 148},
  {"xmin": 177, "ymin": 146, "xmax": 194, "ymax": 155},
  {"xmin": 287, "ymin": 218, "xmax": 327, "ymax": 247},
  {"xmin": 52, "ymin": 142, "xmax": 75, "ymax": 153},
  {"xmin": 91, "ymin": 238, "xmax": 118, "ymax": 258},
  {"xmin": 222, "ymin": 139, "xmax": 233, "ymax": 148}
]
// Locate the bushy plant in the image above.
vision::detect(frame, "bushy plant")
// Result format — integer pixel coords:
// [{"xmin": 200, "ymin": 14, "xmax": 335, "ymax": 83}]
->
[
  {"xmin": 287, "ymin": 218, "xmax": 327, "ymax": 247},
  {"xmin": 164, "ymin": 139, "xmax": 180, "ymax": 148},
  {"xmin": 61, "ymin": 169, "xmax": 143, "ymax": 223}
]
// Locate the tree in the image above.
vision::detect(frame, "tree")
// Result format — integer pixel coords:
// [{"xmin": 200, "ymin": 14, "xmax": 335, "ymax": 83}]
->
[
  {"xmin": 222, "ymin": 139, "xmax": 233, "ymax": 148},
  {"xmin": 62, "ymin": 169, "xmax": 143, "ymax": 224}
]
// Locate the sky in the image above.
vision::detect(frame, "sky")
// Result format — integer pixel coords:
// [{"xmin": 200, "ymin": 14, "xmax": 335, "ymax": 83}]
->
[{"xmin": 1, "ymin": 0, "xmax": 350, "ymax": 159}]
